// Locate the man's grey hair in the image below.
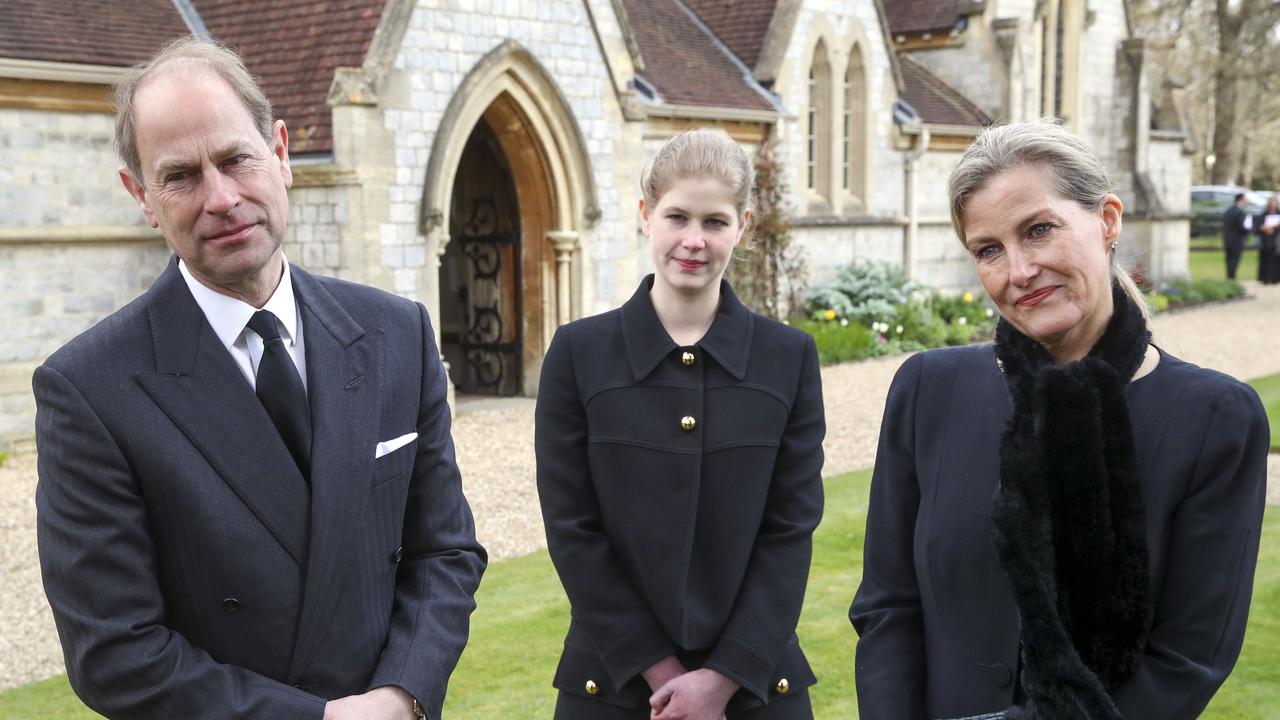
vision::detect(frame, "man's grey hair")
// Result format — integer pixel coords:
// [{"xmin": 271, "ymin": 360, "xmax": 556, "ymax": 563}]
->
[{"xmin": 114, "ymin": 36, "xmax": 274, "ymax": 182}]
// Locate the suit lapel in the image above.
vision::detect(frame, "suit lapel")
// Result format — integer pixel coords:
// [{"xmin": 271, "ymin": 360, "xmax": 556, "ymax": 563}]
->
[
  {"xmin": 136, "ymin": 259, "xmax": 310, "ymax": 566},
  {"xmin": 287, "ymin": 265, "xmax": 380, "ymax": 681}
]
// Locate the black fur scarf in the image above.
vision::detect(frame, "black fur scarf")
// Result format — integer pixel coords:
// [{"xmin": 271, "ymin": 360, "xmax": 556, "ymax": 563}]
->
[{"xmin": 992, "ymin": 283, "xmax": 1152, "ymax": 720}]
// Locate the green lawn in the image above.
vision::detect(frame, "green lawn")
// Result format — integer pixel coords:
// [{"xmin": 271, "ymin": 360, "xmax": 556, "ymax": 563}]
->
[
  {"xmin": 3, "ymin": 471, "xmax": 1276, "ymax": 718},
  {"xmin": 1248, "ymin": 373, "xmax": 1280, "ymax": 452},
  {"xmin": 1190, "ymin": 233, "xmax": 1225, "ymax": 251},
  {"xmin": 1189, "ymin": 247, "xmax": 1259, "ymax": 282}
]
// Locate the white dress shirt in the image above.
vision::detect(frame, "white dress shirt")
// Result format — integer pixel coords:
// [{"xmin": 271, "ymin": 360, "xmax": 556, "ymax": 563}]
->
[{"xmin": 178, "ymin": 258, "xmax": 308, "ymax": 394}]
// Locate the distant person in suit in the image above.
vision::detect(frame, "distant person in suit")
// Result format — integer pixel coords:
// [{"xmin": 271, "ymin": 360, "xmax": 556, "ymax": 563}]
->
[
  {"xmin": 536, "ymin": 129, "xmax": 825, "ymax": 719},
  {"xmin": 851, "ymin": 121, "xmax": 1267, "ymax": 718},
  {"xmin": 1223, "ymin": 192, "xmax": 1250, "ymax": 279},
  {"xmin": 34, "ymin": 37, "xmax": 485, "ymax": 720},
  {"xmin": 1255, "ymin": 195, "xmax": 1280, "ymax": 284}
]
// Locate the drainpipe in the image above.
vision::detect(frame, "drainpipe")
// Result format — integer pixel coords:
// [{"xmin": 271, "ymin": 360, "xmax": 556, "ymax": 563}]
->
[
  {"xmin": 895, "ymin": 100, "xmax": 928, "ymax": 280},
  {"xmin": 904, "ymin": 125, "xmax": 931, "ymax": 280}
]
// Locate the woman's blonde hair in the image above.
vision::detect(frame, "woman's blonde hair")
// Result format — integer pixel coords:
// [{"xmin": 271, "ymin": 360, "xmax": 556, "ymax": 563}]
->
[
  {"xmin": 948, "ymin": 119, "xmax": 1149, "ymax": 319},
  {"xmin": 641, "ymin": 129, "xmax": 755, "ymax": 217}
]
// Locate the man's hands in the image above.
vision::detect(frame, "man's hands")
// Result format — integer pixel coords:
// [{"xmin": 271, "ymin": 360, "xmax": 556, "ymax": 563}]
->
[
  {"xmin": 644, "ymin": 660, "xmax": 739, "ymax": 720},
  {"xmin": 323, "ymin": 685, "xmax": 417, "ymax": 720}
]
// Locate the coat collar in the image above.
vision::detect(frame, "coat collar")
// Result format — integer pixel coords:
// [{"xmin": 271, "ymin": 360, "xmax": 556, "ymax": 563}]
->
[{"xmin": 620, "ymin": 275, "xmax": 754, "ymax": 381}]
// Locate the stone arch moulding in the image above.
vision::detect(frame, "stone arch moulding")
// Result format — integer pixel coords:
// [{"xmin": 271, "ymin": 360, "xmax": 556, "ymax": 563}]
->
[
  {"xmin": 420, "ymin": 39, "xmax": 599, "ymax": 396},
  {"xmin": 421, "ymin": 39, "xmax": 599, "ymax": 259}
]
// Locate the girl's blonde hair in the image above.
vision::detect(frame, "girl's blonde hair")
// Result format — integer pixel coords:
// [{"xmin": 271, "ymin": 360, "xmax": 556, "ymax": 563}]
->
[
  {"xmin": 641, "ymin": 129, "xmax": 754, "ymax": 217},
  {"xmin": 948, "ymin": 119, "xmax": 1149, "ymax": 319}
]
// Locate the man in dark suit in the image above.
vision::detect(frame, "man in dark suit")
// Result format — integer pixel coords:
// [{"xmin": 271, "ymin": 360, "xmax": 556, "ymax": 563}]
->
[
  {"xmin": 34, "ymin": 38, "xmax": 485, "ymax": 719},
  {"xmin": 1223, "ymin": 192, "xmax": 1250, "ymax": 279}
]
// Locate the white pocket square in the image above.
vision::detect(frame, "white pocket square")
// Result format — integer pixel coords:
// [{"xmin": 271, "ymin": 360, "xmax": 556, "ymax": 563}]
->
[{"xmin": 375, "ymin": 432, "xmax": 418, "ymax": 459}]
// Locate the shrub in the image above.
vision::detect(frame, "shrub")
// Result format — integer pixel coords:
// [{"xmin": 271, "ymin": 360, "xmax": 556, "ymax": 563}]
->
[
  {"xmin": 794, "ymin": 319, "xmax": 878, "ymax": 365},
  {"xmin": 728, "ymin": 138, "xmax": 805, "ymax": 318},
  {"xmin": 897, "ymin": 301, "xmax": 948, "ymax": 349},
  {"xmin": 805, "ymin": 260, "xmax": 927, "ymax": 325},
  {"xmin": 1159, "ymin": 277, "xmax": 1245, "ymax": 309}
]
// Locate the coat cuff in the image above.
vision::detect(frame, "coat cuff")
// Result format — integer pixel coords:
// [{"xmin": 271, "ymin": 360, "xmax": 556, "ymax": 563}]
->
[
  {"xmin": 703, "ymin": 635, "xmax": 775, "ymax": 702},
  {"xmin": 368, "ymin": 670, "xmax": 438, "ymax": 720},
  {"xmin": 600, "ymin": 624, "xmax": 678, "ymax": 691}
]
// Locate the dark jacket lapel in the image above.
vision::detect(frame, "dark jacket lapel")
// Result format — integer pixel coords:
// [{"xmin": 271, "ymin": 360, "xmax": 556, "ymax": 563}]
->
[
  {"xmin": 286, "ymin": 264, "xmax": 381, "ymax": 681},
  {"xmin": 135, "ymin": 258, "xmax": 310, "ymax": 566},
  {"xmin": 620, "ymin": 274, "xmax": 754, "ymax": 380}
]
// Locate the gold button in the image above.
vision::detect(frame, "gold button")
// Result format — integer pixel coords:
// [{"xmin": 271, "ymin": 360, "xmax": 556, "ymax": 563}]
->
[
  {"xmin": 680, "ymin": 416, "xmax": 696, "ymax": 431},
  {"xmin": 775, "ymin": 678, "xmax": 790, "ymax": 694},
  {"xmin": 681, "ymin": 351, "xmax": 696, "ymax": 367},
  {"xmin": 585, "ymin": 679, "xmax": 599, "ymax": 695}
]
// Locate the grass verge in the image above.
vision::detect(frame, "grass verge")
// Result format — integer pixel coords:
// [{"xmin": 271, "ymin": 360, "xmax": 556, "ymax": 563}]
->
[
  {"xmin": 1189, "ymin": 248, "xmax": 1260, "ymax": 282},
  {"xmin": 2, "ymin": 471, "xmax": 1275, "ymax": 718},
  {"xmin": 1248, "ymin": 372, "xmax": 1280, "ymax": 452}
]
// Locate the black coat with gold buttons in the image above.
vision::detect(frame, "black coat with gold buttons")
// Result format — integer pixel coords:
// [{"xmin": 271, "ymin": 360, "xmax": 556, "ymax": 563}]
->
[{"xmin": 536, "ymin": 276, "xmax": 825, "ymax": 712}]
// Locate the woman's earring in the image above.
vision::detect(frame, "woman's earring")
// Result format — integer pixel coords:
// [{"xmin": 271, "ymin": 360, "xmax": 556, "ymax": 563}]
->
[{"xmin": 1110, "ymin": 239, "xmax": 1118, "ymax": 251}]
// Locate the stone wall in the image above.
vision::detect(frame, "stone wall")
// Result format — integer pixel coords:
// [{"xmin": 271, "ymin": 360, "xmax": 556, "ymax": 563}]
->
[
  {"xmin": 375, "ymin": 0, "xmax": 628, "ymax": 313},
  {"xmin": 0, "ymin": 106, "xmax": 169, "ymax": 450},
  {"xmin": 282, "ymin": 182, "xmax": 350, "ymax": 276},
  {"xmin": 0, "ymin": 242, "xmax": 172, "ymax": 450},
  {"xmin": 0, "ymin": 108, "xmax": 140, "ymax": 228}
]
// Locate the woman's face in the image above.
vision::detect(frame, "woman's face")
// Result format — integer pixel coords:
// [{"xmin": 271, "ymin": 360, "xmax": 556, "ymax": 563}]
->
[
  {"xmin": 1267, "ymin": 197, "xmax": 1279, "ymax": 213},
  {"xmin": 641, "ymin": 176, "xmax": 749, "ymax": 297},
  {"xmin": 960, "ymin": 164, "xmax": 1122, "ymax": 360}
]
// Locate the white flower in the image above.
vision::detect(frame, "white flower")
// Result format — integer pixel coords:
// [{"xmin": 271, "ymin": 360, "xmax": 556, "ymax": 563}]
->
[
  {"xmin": 840, "ymin": 318, "xmax": 849, "ymax": 327},
  {"xmin": 958, "ymin": 316, "xmax": 968, "ymax": 325},
  {"xmin": 895, "ymin": 325, "xmax": 904, "ymax": 334},
  {"xmin": 986, "ymin": 308, "xmax": 994, "ymax": 317}
]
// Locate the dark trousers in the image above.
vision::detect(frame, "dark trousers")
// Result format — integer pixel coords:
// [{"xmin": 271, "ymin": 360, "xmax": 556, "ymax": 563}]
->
[
  {"xmin": 553, "ymin": 689, "xmax": 813, "ymax": 720},
  {"xmin": 1225, "ymin": 240, "xmax": 1244, "ymax": 279}
]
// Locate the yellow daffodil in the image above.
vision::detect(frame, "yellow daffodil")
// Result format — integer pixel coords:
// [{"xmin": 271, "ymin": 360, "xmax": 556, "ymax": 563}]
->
[{"xmin": 824, "ymin": 308, "xmax": 837, "ymax": 321}]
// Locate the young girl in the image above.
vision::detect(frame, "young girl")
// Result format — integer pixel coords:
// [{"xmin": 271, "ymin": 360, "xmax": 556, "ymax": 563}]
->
[{"xmin": 536, "ymin": 129, "xmax": 825, "ymax": 720}]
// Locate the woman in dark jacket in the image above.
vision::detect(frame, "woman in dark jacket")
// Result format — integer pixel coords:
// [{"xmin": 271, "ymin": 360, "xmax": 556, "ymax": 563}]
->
[
  {"xmin": 850, "ymin": 121, "xmax": 1268, "ymax": 719},
  {"xmin": 1256, "ymin": 195, "xmax": 1280, "ymax": 284},
  {"xmin": 536, "ymin": 130, "xmax": 825, "ymax": 720}
]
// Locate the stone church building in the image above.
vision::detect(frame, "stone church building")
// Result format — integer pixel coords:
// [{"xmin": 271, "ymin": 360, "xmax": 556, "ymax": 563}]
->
[{"xmin": 0, "ymin": 0, "xmax": 1193, "ymax": 448}]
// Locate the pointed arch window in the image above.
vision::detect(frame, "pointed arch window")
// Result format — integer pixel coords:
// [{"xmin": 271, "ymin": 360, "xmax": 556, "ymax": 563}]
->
[
  {"xmin": 842, "ymin": 65, "xmax": 850, "ymax": 190},
  {"xmin": 844, "ymin": 44, "xmax": 867, "ymax": 205},
  {"xmin": 807, "ymin": 41, "xmax": 832, "ymax": 203}
]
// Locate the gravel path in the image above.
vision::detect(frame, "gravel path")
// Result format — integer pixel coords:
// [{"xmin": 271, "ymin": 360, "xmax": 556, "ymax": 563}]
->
[{"xmin": 4, "ymin": 283, "xmax": 1280, "ymax": 691}]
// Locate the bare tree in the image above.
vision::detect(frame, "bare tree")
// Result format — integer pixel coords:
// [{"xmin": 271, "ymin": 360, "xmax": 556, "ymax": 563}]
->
[{"xmin": 1133, "ymin": 0, "xmax": 1280, "ymax": 185}]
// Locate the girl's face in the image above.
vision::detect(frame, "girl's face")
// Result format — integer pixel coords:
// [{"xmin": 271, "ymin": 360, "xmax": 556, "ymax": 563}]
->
[{"xmin": 641, "ymin": 176, "xmax": 750, "ymax": 298}]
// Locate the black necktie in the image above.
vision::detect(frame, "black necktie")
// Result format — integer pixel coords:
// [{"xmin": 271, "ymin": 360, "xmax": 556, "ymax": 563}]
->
[{"xmin": 247, "ymin": 310, "xmax": 311, "ymax": 477}]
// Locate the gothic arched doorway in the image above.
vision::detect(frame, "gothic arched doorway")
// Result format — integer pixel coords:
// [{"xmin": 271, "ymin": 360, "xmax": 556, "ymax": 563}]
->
[
  {"xmin": 439, "ymin": 118, "xmax": 524, "ymax": 396},
  {"xmin": 421, "ymin": 40, "xmax": 600, "ymax": 398}
]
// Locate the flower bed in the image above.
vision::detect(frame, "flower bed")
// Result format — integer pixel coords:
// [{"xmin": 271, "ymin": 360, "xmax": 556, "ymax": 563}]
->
[
  {"xmin": 1147, "ymin": 277, "xmax": 1246, "ymax": 312},
  {"xmin": 798, "ymin": 261, "xmax": 996, "ymax": 366}
]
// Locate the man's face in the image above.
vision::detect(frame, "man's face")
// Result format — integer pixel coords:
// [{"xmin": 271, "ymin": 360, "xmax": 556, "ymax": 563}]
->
[{"xmin": 120, "ymin": 69, "xmax": 292, "ymax": 295}]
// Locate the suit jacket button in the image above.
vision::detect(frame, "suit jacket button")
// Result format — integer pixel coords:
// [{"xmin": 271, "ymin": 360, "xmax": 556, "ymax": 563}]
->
[
  {"xmin": 392, "ymin": 546, "xmax": 404, "ymax": 564},
  {"xmin": 775, "ymin": 678, "xmax": 789, "ymax": 694},
  {"xmin": 680, "ymin": 416, "xmax": 696, "ymax": 431},
  {"xmin": 681, "ymin": 351, "xmax": 696, "ymax": 367},
  {"xmin": 221, "ymin": 597, "xmax": 240, "ymax": 613},
  {"xmin": 584, "ymin": 679, "xmax": 599, "ymax": 695}
]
